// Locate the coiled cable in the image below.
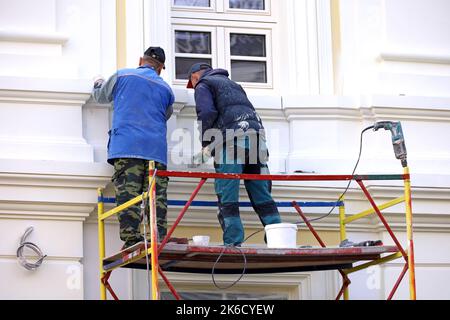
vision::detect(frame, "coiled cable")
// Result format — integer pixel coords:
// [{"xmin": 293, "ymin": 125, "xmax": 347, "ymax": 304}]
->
[{"xmin": 16, "ymin": 227, "xmax": 47, "ymax": 271}]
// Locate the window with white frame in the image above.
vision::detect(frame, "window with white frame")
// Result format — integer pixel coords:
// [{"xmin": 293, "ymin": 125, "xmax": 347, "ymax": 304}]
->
[
  {"xmin": 174, "ymin": 26, "xmax": 216, "ymax": 80},
  {"xmin": 171, "ymin": 0, "xmax": 275, "ymax": 88}
]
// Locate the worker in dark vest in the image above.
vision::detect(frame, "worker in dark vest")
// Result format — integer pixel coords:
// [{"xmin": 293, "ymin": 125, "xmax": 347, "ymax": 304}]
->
[
  {"xmin": 187, "ymin": 63, "xmax": 282, "ymax": 246},
  {"xmin": 92, "ymin": 47, "xmax": 174, "ymax": 249}
]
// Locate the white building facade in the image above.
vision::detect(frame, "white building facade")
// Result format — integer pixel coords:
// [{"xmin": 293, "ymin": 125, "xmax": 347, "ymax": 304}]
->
[{"xmin": 1, "ymin": 0, "xmax": 450, "ymax": 300}]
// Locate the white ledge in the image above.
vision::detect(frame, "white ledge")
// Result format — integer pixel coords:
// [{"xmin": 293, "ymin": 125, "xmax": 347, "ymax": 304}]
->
[
  {"xmin": 380, "ymin": 49, "xmax": 450, "ymax": 65},
  {"xmin": 282, "ymin": 95, "xmax": 358, "ymax": 109},
  {"xmin": 369, "ymin": 95, "xmax": 450, "ymax": 111},
  {"xmin": 0, "ymin": 29, "xmax": 69, "ymax": 45},
  {"xmin": 0, "ymin": 76, "xmax": 92, "ymax": 94}
]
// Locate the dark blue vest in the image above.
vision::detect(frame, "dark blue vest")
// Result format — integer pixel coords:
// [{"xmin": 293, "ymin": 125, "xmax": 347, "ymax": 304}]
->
[{"xmin": 199, "ymin": 69, "xmax": 264, "ymax": 134}]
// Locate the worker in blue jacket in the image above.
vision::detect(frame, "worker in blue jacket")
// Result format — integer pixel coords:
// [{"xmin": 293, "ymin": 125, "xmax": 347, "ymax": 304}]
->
[
  {"xmin": 92, "ymin": 47, "xmax": 174, "ymax": 249},
  {"xmin": 187, "ymin": 63, "xmax": 282, "ymax": 246}
]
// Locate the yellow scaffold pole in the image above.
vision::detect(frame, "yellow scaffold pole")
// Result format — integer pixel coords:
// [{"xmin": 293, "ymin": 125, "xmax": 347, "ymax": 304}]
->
[
  {"xmin": 149, "ymin": 161, "xmax": 160, "ymax": 300},
  {"xmin": 338, "ymin": 199, "xmax": 349, "ymax": 300},
  {"xmin": 404, "ymin": 166, "xmax": 417, "ymax": 300},
  {"xmin": 97, "ymin": 188, "xmax": 107, "ymax": 300}
]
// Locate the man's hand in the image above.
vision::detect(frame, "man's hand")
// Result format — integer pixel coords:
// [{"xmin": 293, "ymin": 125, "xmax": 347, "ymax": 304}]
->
[
  {"xmin": 192, "ymin": 147, "xmax": 212, "ymax": 166},
  {"xmin": 93, "ymin": 75, "xmax": 105, "ymax": 89}
]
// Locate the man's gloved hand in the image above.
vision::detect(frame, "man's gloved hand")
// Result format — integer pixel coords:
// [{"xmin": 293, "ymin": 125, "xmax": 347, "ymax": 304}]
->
[
  {"xmin": 192, "ymin": 147, "xmax": 212, "ymax": 166},
  {"xmin": 93, "ymin": 75, "xmax": 105, "ymax": 89}
]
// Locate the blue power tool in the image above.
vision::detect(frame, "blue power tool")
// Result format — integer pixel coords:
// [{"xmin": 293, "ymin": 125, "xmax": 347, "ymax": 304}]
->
[{"xmin": 373, "ymin": 121, "xmax": 408, "ymax": 167}]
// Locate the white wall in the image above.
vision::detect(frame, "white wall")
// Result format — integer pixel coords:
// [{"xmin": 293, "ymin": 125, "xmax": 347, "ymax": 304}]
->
[
  {"xmin": 1, "ymin": 0, "xmax": 450, "ymax": 300},
  {"xmin": 339, "ymin": 0, "xmax": 450, "ymax": 97}
]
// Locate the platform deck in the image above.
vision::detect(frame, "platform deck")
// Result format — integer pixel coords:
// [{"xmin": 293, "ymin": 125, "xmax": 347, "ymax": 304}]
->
[{"xmin": 103, "ymin": 243, "xmax": 399, "ymax": 274}]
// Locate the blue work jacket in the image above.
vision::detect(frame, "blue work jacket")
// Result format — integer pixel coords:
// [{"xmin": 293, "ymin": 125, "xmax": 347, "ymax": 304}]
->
[{"xmin": 92, "ymin": 65, "xmax": 175, "ymax": 165}]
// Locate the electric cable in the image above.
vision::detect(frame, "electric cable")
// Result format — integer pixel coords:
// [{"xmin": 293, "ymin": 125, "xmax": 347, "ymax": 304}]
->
[
  {"xmin": 294, "ymin": 125, "xmax": 375, "ymax": 225},
  {"xmin": 16, "ymin": 227, "xmax": 47, "ymax": 271},
  {"xmin": 211, "ymin": 244, "xmax": 247, "ymax": 290},
  {"xmin": 210, "ymin": 125, "xmax": 375, "ymax": 290}
]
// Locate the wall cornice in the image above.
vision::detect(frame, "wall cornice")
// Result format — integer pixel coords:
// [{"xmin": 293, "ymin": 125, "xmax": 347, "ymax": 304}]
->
[
  {"xmin": 281, "ymin": 95, "xmax": 450, "ymax": 121},
  {"xmin": 0, "ymin": 76, "xmax": 92, "ymax": 95},
  {"xmin": 0, "ymin": 29, "xmax": 69, "ymax": 45},
  {"xmin": 0, "ymin": 159, "xmax": 112, "ymax": 221},
  {"xmin": 380, "ymin": 48, "xmax": 450, "ymax": 65}
]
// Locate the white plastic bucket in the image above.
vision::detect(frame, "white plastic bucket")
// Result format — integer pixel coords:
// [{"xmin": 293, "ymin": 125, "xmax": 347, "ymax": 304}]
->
[
  {"xmin": 264, "ymin": 223, "xmax": 298, "ymax": 249},
  {"xmin": 192, "ymin": 235, "xmax": 210, "ymax": 246}
]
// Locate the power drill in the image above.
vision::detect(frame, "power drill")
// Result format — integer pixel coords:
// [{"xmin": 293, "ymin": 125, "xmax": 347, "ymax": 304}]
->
[{"xmin": 373, "ymin": 121, "xmax": 408, "ymax": 167}]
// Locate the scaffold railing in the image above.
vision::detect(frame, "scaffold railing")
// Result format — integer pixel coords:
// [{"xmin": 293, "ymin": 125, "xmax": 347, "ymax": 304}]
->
[{"xmin": 97, "ymin": 164, "xmax": 416, "ymax": 301}]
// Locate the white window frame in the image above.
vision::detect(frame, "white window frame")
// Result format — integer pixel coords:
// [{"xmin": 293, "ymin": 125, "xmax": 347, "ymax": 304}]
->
[
  {"xmin": 172, "ymin": 0, "xmax": 216, "ymax": 13},
  {"xmin": 172, "ymin": 0, "xmax": 275, "ymax": 23},
  {"xmin": 160, "ymin": 286, "xmax": 291, "ymax": 300},
  {"xmin": 172, "ymin": 24, "xmax": 218, "ymax": 86},
  {"xmin": 225, "ymin": 0, "xmax": 271, "ymax": 16},
  {"xmin": 172, "ymin": 23, "xmax": 273, "ymax": 88},
  {"xmin": 171, "ymin": 0, "xmax": 276, "ymax": 89},
  {"xmin": 132, "ymin": 271, "xmax": 311, "ymax": 300},
  {"xmin": 225, "ymin": 27, "xmax": 273, "ymax": 88}
]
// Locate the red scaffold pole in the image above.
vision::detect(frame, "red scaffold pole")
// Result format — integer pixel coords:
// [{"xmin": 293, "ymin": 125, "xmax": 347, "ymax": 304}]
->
[
  {"xmin": 159, "ymin": 178, "xmax": 208, "ymax": 254},
  {"xmin": 292, "ymin": 201, "xmax": 351, "ymax": 300},
  {"xmin": 356, "ymin": 180, "xmax": 408, "ymax": 260},
  {"xmin": 159, "ymin": 266, "xmax": 181, "ymax": 300},
  {"xmin": 388, "ymin": 263, "xmax": 409, "ymax": 300}
]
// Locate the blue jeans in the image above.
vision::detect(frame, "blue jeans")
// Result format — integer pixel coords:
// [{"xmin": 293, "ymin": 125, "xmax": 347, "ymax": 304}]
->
[{"xmin": 214, "ymin": 139, "xmax": 281, "ymax": 246}]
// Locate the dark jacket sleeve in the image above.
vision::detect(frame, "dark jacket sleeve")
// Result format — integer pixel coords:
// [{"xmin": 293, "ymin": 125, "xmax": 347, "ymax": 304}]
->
[{"xmin": 194, "ymin": 82, "xmax": 218, "ymax": 139}]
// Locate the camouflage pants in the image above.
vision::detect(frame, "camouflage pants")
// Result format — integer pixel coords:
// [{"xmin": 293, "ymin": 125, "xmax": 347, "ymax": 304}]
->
[{"xmin": 112, "ymin": 159, "xmax": 168, "ymax": 244}]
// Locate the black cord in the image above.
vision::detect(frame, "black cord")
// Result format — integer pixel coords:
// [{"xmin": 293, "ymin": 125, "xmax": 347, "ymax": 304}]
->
[
  {"xmin": 237, "ymin": 125, "xmax": 375, "ymax": 240},
  {"xmin": 210, "ymin": 125, "xmax": 375, "ymax": 290},
  {"xmin": 295, "ymin": 125, "xmax": 375, "ymax": 225},
  {"xmin": 212, "ymin": 245, "xmax": 247, "ymax": 290}
]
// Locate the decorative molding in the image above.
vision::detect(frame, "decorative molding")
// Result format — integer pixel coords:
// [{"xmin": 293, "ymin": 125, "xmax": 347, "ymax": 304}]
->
[
  {"xmin": 0, "ymin": 89, "xmax": 91, "ymax": 106},
  {"xmin": 0, "ymin": 77, "xmax": 92, "ymax": 95},
  {"xmin": 135, "ymin": 271, "xmax": 312, "ymax": 300},
  {"xmin": 380, "ymin": 49, "xmax": 450, "ymax": 65},
  {"xmin": 0, "ymin": 29, "xmax": 69, "ymax": 45},
  {"xmin": 0, "ymin": 160, "xmax": 111, "ymax": 221}
]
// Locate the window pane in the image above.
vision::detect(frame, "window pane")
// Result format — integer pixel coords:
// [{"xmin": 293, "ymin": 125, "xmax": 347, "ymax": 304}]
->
[
  {"xmin": 175, "ymin": 31, "xmax": 211, "ymax": 54},
  {"xmin": 230, "ymin": 33, "xmax": 266, "ymax": 57},
  {"xmin": 231, "ymin": 60, "xmax": 267, "ymax": 83},
  {"xmin": 174, "ymin": 0, "xmax": 210, "ymax": 7},
  {"xmin": 176, "ymin": 57, "xmax": 212, "ymax": 79},
  {"xmin": 229, "ymin": 0, "xmax": 265, "ymax": 10}
]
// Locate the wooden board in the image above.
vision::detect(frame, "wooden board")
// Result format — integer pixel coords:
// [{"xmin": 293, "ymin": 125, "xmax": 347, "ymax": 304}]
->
[{"xmin": 103, "ymin": 243, "xmax": 399, "ymax": 274}]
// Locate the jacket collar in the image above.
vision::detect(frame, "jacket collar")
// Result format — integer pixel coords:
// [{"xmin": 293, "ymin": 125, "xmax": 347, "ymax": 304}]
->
[{"xmin": 138, "ymin": 64, "xmax": 156, "ymax": 71}]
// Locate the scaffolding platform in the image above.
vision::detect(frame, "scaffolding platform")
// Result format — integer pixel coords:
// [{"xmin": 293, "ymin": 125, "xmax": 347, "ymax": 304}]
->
[
  {"xmin": 97, "ymin": 168, "xmax": 416, "ymax": 300},
  {"xmin": 103, "ymin": 242, "xmax": 399, "ymax": 274}
]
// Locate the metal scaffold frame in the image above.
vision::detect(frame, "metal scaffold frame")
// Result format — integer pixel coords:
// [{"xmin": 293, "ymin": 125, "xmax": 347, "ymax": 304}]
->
[{"xmin": 97, "ymin": 164, "xmax": 416, "ymax": 301}]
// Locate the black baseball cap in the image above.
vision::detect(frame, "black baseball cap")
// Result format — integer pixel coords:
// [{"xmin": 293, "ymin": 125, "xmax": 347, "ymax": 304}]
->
[
  {"xmin": 186, "ymin": 63, "xmax": 212, "ymax": 88},
  {"xmin": 144, "ymin": 47, "xmax": 166, "ymax": 69}
]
